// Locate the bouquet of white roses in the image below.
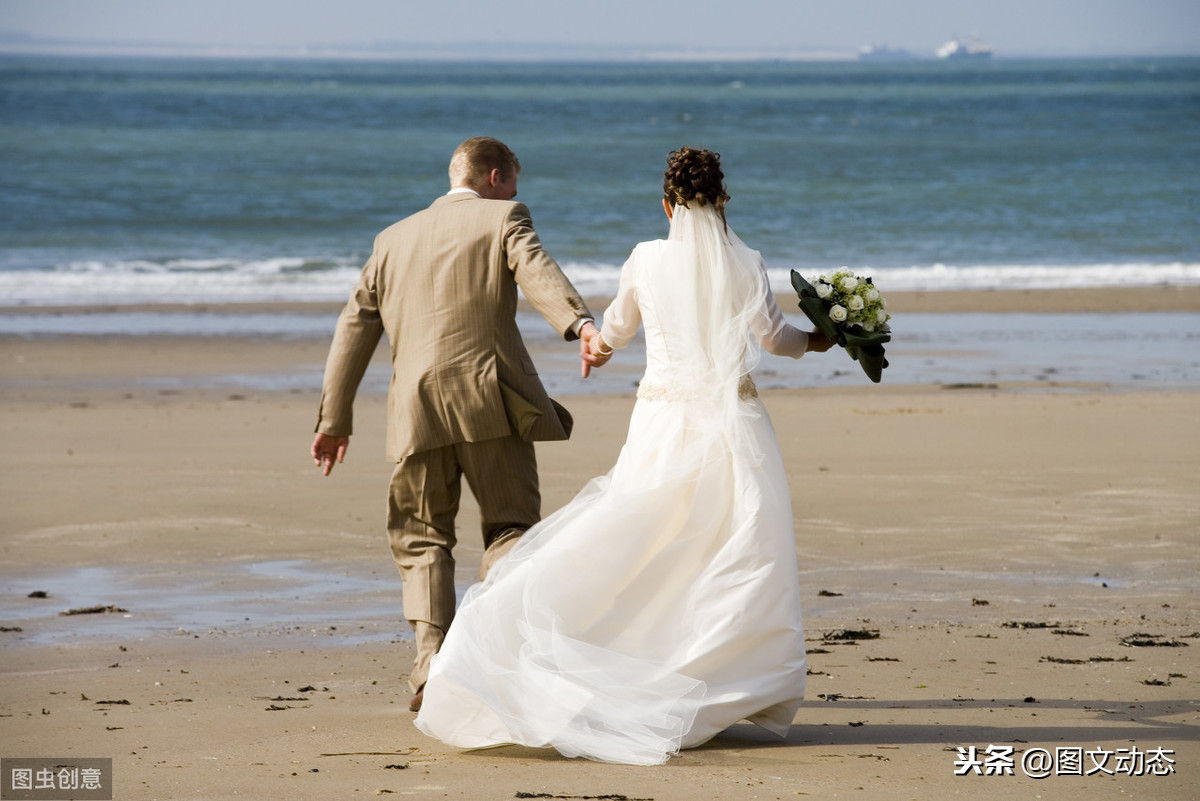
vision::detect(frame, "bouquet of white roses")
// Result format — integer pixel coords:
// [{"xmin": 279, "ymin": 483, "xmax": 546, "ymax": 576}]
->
[{"xmin": 790, "ymin": 268, "xmax": 891, "ymax": 383}]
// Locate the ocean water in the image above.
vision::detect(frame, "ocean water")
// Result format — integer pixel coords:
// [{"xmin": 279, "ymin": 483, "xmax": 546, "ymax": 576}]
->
[{"xmin": 1, "ymin": 55, "xmax": 1198, "ymax": 306}]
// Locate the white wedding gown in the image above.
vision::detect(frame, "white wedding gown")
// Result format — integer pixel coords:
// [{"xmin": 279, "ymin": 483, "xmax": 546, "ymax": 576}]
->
[{"xmin": 415, "ymin": 203, "xmax": 811, "ymax": 765}]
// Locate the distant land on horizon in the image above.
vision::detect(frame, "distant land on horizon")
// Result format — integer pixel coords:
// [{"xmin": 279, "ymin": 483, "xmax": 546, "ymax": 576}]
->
[{"xmin": 1, "ymin": 30, "xmax": 1197, "ymax": 62}]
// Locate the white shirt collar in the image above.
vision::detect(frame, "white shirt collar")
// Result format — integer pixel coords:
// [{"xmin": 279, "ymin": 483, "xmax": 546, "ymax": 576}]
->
[{"xmin": 447, "ymin": 187, "xmax": 480, "ymax": 198}]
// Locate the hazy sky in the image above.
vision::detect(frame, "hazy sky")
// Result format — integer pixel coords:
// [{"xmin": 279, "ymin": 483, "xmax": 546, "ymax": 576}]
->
[{"xmin": 2, "ymin": 0, "xmax": 1198, "ymax": 58}]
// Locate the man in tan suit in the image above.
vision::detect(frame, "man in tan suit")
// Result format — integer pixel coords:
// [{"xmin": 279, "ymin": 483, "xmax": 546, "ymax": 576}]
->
[{"xmin": 311, "ymin": 137, "xmax": 610, "ymax": 712}]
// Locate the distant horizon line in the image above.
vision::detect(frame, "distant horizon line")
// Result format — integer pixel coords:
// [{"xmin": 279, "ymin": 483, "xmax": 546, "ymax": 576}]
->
[{"xmin": 1, "ymin": 31, "xmax": 1197, "ymax": 62}]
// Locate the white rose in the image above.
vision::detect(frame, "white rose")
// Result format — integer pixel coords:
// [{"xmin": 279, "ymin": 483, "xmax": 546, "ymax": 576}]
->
[
  {"xmin": 848, "ymin": 295, "xmax": 865, "ymax": 311},
  {"xmin": 815, "ymin": 281, "xmax": 833, "ymax": 299},
  {"xmin": 839, "ymin": 275, "xmax": 859, "ymax": 291},
  {"xmin": 865, "ymin": 288, "xmax": 880, "ymax": 302},
  {"xmin": 863, "ymin": 320, "xmax": 876, "ymax": 332},
  {"xmin": 876, "ymin": 309, "xmax": 889, "ymax": 324},
  {"xmin": 829, "ymin": 304, "xmax": 848, "ymax": 323}
]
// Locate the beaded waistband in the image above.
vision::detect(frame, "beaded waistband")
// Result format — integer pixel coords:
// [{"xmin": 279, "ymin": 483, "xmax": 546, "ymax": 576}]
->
[{"xmin": 636, "ymin": 375, "xmax": 758, "ymax": 402}]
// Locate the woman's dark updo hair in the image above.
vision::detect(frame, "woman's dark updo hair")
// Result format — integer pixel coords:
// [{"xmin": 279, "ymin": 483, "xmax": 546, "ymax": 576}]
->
[{"xmin": 663, "ymin": 146, "xmax": 730, "ymax": 220}]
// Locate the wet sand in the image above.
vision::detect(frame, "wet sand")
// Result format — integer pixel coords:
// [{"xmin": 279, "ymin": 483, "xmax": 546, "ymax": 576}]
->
[
  {"xmin": 1, "ymin": 287, "xmax": 1198, "ymax": 799},
  {"xmin": 3, "ymin": 283, "xmax": 1199, "ymax": 317}
]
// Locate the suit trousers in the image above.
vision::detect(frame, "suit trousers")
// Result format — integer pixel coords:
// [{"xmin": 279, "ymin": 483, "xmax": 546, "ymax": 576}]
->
[{"xmin": 387, "ymin": 434, "xmax": 539, "ymax": 692}]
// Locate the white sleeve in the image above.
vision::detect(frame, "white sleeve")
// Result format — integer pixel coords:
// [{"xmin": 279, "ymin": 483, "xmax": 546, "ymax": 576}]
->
[
  {"xmin": 598, "ymin": 251, "xmax": 642, "ymax": 350},
  {"xmin": 750, "ymin": 263, "xmax": 808, "ymax": 359}
]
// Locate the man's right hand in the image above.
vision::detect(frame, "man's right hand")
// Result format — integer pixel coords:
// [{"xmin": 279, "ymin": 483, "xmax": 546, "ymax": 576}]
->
[
  {"xmin": 311, "ymin": 433, "xmax": 349, "ymax": 476},
  {"xmin": 578, "ymin": 321, "xmax": 612, "ymax": 378}
]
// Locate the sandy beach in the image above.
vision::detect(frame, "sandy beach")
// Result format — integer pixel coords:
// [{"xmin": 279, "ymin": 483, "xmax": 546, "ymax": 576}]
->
[{"xmin": 1, "ymin": 287, "xmax": 1198, "ymax": 800}]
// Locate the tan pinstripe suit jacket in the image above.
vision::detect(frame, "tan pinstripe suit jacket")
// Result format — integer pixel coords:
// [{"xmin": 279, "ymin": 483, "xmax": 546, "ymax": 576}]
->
[{"xmin": 315, "ymin": 193, "xmax": 591, "ymax": 461}]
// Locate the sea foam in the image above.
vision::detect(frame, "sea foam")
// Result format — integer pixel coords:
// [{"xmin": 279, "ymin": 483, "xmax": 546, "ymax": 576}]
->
[{"xmin": 0, "ymin": 258, "xmax": 1197, "ymax": 307}]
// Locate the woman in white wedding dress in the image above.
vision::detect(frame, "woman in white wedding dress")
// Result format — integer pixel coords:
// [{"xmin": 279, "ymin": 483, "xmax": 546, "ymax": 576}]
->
[{"xmin": 415, "ymin": 147, "xmax": 833, "ymax": 765}]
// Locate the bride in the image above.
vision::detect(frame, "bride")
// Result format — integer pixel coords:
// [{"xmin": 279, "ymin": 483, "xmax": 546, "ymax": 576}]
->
[{"xmin": 414, "ymin": 146, "xmax": 833, "ymax": 765}]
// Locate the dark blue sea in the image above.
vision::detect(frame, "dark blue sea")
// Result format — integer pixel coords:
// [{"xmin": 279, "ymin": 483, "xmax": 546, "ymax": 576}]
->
[{"xmin": 1, "ymin": 55, "xmax": 1198, "ymax": 306}]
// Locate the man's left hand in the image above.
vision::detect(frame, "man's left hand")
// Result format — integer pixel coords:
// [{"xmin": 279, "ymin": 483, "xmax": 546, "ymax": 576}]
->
[{"xmin": 311, "ymin": 433, "xmax": 349, "ymax": 476}]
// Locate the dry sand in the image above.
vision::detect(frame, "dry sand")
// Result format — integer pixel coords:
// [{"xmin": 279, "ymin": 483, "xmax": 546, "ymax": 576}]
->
[{"xmin": 1, "ymin": 288, "xmax": 1197, "ymax": 800}]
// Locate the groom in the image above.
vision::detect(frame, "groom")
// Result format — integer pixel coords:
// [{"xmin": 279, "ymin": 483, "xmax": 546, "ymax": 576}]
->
[{"xmin": 311, "ymin": 137, "xmax": 609, "ymax": 712}]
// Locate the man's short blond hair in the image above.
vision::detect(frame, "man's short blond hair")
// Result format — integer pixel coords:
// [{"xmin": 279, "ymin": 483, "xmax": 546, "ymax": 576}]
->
[
  {"xmin": 451, "ymin": 136, "xmax": 520, "ymax": 190},
  {"xmin": 448, "ymin": 137, "xmax": 521, "ymax": 190}
]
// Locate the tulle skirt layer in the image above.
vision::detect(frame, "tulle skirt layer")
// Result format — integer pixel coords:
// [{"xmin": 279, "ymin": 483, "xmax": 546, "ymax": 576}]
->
[{"xmin": 414, "ymin": 397, "xmax": 805, "ymax": 765}]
